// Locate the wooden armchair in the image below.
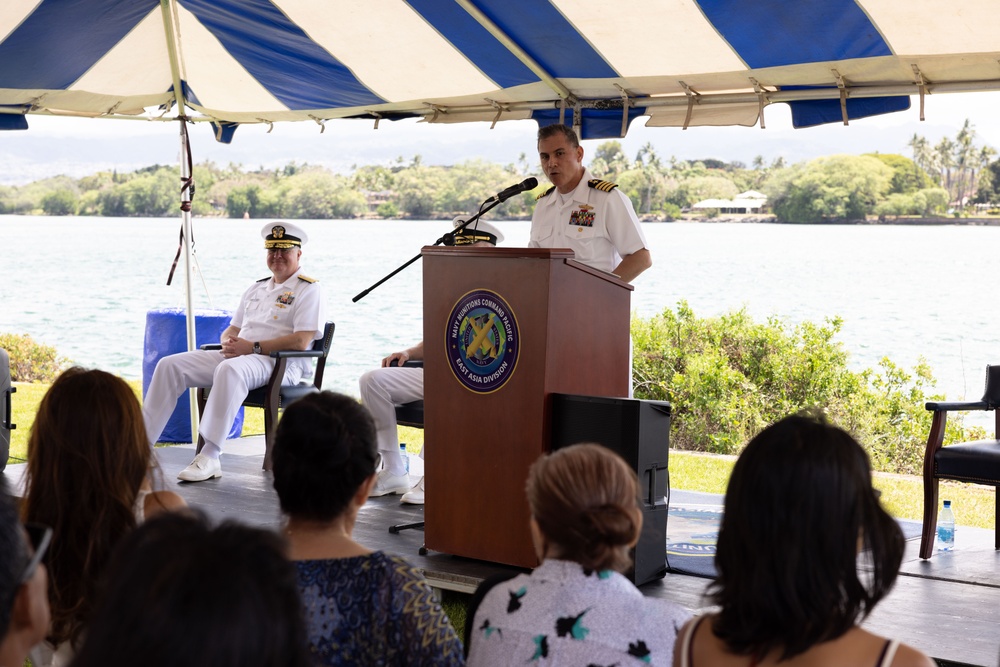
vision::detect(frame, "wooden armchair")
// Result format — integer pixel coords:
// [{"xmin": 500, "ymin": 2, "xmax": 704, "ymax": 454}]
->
[
  {"xmin": 920, "ymin": 364, "xmax": 1000, "ymax": 558},
  {"xmin": 197, "ymin": 321, "xmax": 335, "ymax": 471}
]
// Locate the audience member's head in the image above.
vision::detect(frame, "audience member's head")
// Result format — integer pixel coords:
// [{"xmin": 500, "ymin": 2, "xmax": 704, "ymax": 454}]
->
[
  {"xmin": 0, "ymin": 477, "xmax": 50, "ymax": 666},
  {"xmin": 710, "ymin": 412, "xmax": 905, "ymax": 660},
  {"xmin": 272, "ymin": 391, "xmax": 379, "ymax": 522},
  {"xmin": 22, "ymin": 367, "xmax": 155, "ymax": 646},
  {"xmin": 526, "ymin": 443, "xmax": 641, "ymax": 573},
  {"xmin": 70, "ymin": 511, "xmax": 310, "ymax": 667}
]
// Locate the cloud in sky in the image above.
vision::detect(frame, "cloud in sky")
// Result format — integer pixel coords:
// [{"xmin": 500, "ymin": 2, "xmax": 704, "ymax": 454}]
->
[{"xmin": 3, "ymin": 91, "xmax": 1000, "ymax": 185}]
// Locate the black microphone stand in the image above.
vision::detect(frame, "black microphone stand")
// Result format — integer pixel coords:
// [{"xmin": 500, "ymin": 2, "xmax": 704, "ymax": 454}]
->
[{"xmin": 352, "ymin": 197, "xmax": 503, "ymax": 303}]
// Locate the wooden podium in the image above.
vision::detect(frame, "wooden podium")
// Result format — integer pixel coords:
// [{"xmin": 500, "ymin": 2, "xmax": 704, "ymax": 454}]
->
[{"xmin": 422, "ymin": 246, "xmax": 633, "ymax": 568}]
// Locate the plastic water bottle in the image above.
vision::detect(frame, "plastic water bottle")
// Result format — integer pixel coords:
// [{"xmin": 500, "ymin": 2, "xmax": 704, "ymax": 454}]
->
[
  {"xmin": 399, "ymin": 443, "xmax": 409, "ymax": 474},
  {"xmin": 936, "ymin": 500, "xmax": 955, "ymax": 551}
]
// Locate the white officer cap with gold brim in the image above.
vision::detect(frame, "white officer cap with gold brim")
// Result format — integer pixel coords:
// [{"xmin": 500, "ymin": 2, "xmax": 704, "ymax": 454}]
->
[
  {"xmin": 451, "ymin": 217, "xmax": 504, "ymax": 246},
  {"xmin": 262, "ymin": 222, "xmax": 309, "ymax": 249}
]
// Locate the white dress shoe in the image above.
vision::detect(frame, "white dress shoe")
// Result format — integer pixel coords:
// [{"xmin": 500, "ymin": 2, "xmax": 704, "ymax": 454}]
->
[
  {"xmin": 401, "ymin": 476, "xmax": 424, "ymax": 505},
  {"xmin": 369, "ymin": 469, "xmax": 410, "ymax": 496},
  {"xmin": 177, "ymin": 453, "xmax": 222, "ymax": 482}
]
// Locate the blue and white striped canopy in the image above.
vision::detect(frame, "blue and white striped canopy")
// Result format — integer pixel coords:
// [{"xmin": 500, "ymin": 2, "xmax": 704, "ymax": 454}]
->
[{"xmin": 2, "ymin": 0, "xmax": 1000, "ymax": 140}]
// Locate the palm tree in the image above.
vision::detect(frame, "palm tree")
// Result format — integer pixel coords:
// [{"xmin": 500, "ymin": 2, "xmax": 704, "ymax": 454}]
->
[
  {"xmin": 971, "ymin": 145, "xmax": 997, "ymax": 203},
  {"xmin": 953, "ymin": 120, "xmax": 977, "ymax": 205},
  {"xmin": 935, "ymin": 137, "xmax": 956, "ymax": 203},
  {"xmin": 908, "ymin": 133, "xmax": 932, "ymax": 178},
  {"xmin": 591, "ymin": 141, "xmax": 630, "ymax": 182},
  {"xmin": 635, "ymin": 142, "xmax": 663, "ymax": 214},
  {"xmin": 516, "ymin": 152, "xmax": 531, "ymax": 177}
]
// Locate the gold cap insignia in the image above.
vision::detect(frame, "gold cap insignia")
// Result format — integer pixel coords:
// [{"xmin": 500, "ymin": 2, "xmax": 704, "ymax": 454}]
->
[{"xmin": 262, "ymin": 222, "xmax": 306, "ymax": 249}]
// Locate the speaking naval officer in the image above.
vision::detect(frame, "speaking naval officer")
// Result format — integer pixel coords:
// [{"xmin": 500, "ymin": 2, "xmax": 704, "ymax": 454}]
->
[
  {"xmin": 530, "ymin": 123, "xmax": 652, "ymax": 282},
  {"xmin": 142, "ymin": 222, "xmax": 324, "ymax": 482}
]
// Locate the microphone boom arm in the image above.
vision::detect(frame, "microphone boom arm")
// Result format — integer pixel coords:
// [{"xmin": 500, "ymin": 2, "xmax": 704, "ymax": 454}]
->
[{"xmin": 352, "ymin": 196, "xmax": 504, "ymax": 302}]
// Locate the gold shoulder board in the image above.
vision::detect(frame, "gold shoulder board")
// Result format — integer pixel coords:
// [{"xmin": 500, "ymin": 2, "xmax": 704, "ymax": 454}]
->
[
  {"xmin": 588, "ymin": 179, "xmax": 618, "ymax": 192},
  {"xmin": 297, "ymin": 274, "xmax": 318, "ymax": 284},
  {"xmin": 535, "ymin": 186, "xmax": 555, "ymax": 200}
]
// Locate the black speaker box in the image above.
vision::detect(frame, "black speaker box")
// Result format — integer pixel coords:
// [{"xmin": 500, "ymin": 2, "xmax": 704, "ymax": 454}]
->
[
  {"xmin": 0, "ymin": 348, "xmax": 13, "ymax": 473},
  {"xmin": 550, "ymin": 393, "xmax": 671, "ymax": 586}
]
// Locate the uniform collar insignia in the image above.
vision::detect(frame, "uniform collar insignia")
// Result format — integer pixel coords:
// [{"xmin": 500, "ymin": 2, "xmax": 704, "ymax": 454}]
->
[{"xmin": 536, "ymin": 185, "xmax": 555, "ymax": 200}]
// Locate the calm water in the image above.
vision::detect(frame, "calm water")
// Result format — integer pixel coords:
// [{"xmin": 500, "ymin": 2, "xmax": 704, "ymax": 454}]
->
[{"xmin": 3, "ymin": 215, "xmax": 997, "ymax": 425}]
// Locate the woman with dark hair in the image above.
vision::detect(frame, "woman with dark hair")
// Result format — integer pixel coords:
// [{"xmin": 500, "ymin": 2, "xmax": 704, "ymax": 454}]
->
[
  {"xmin": 22, "ymin": 367, "xmax": 185, "ymax": 666},
  {"xmin": 271, "ymin": 391, "xmax": 464, "ymax": 666},
  {"xmin": 466, "ymin": 443, "xmax": 690, "ymax": 666},
  {"xmin": 70, "ymin": 511, "xmax": 311, "ymax": 667},
  {"xmin": 674, "ymin": 413, "xmax": 934, "ymax": 667}
]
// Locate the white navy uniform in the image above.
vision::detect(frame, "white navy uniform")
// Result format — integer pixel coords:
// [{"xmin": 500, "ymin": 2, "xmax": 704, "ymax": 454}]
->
[
  {"xmin": 142, "ymin": 268, "xmax": 323, "ymax": 451},
  {"xmin": 358, "ymin": 219, "xmax": 505, "ymax": 479},
  {"xmin": 529, "ymin": 168, "xmax": 647, "ymax": 273},
  {"xmin": 531, "ymin": 169, "xmax": 644, "ymax": 397},
  {"xmin": 359, "ymin": 365, "xmax": 424, "ymax": 475}
]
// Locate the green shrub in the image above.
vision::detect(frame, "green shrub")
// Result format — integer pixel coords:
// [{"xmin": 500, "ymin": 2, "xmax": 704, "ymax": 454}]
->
[
  {"xmin": 631, "ymin": 303, "xmax": 977, "ymax": 474},
  {"xmin": 41, "ymin": 189, "xmax": 78, "ymax": 216},
  {"xmin": 0, "ymin": 332, "xmax": 69, "ymax": 382},
  {"xmin": 660, "ymin": 202, "xmax": 682, "ymax": 221},
  {"xmin": 376, "ymin": 201, "xmax": 400, "ymax": 218}
]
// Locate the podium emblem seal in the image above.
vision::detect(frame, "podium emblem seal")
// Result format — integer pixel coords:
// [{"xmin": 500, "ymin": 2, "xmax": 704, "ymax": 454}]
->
[{"xmin": 446, "ymin": 289, "xmax": 519, "ymax": 393}]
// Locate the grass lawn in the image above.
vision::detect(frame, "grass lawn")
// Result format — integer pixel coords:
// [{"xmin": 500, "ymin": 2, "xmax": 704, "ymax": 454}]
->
[
  {"xmin": 8, "ymin": 382, "xmax": 993, "ymax": 529},
  {"xmin": 669, "ymin": 450, "xmax": 994, "ymax": 528},
  {"xmin": 6, "ymin": 382, "xmax": 50, "ymax": 465}
]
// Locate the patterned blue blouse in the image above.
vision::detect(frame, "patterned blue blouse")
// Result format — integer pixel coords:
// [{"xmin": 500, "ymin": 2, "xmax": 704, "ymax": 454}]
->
[{"xmin": 295, "ymin": 551, "xmax": 465, "ymax": 666}]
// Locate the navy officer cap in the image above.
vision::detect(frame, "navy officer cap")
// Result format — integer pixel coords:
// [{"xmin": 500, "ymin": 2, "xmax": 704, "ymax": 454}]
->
[
  {"xmin": 450, "ymin": 217, "xmax": 504, "ymax": 246},
  {"xmin": 262, "ymin": 222, "xmax": 308, "ymax": 249}
]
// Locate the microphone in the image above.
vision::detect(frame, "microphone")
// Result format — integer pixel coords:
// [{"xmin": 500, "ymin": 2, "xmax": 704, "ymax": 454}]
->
[{"xmin": 487, "ymin": 177, "xmax": 538, "ymax": 203}]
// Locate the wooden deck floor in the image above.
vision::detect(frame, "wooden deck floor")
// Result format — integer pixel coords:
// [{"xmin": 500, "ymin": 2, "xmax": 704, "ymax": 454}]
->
[{"xmin": 4, "ymin": 436, "xmax": 998, "ymax": 666}]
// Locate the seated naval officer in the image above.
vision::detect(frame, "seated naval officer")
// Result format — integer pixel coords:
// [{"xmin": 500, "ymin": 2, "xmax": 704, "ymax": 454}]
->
[
  {"xmin": 359, "ymin": 218, "xmax": 504, "ymax": 504},
  {"xmin": 142, "ymin": 222, "xmax": 325, "ymax": 482}
]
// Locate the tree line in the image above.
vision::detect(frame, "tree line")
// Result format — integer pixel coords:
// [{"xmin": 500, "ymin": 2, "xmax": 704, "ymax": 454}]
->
[{"xmin": 2, "ymin": 119, "xmax": 997, "ymax": 222}]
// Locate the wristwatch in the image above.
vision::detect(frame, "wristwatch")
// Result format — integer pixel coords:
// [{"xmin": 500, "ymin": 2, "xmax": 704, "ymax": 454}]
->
[{"xmin": 253, "ymin": 342, "xmax": 262, "ymax": 355}]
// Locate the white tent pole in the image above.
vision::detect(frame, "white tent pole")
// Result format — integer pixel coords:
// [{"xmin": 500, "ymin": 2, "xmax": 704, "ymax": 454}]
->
[
  {"xmin": 178, "ymin": 129, "xmax": 196, "ymax": 349},
  {"xmin": 160, "ymin": 0, "xmax": 200, "ymax": 442},
  {"xmin": 179, "ymin": 122, "xmax": 199, "ymax": 443}
]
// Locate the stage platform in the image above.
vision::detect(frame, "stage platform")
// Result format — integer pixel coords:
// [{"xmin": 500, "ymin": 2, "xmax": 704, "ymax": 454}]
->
[{"xmin": 4, "ymin": 436, "xmax": 998, "ymax": 666}]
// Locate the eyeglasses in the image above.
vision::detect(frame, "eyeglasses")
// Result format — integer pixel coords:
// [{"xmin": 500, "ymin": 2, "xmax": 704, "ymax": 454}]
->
[
  {"xmin": 266, "ymin": 247, "xmax": 297, "ymax": 255},
  {"xmin": 20, "ymin": 523, "xmax": 52, "ymax": 585}
]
